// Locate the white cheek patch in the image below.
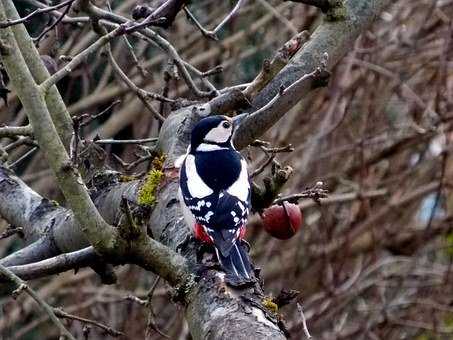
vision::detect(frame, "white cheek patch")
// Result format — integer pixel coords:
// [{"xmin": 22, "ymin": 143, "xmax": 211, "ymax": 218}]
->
[
  {"xmin": 185, "ymin": 155, "xmax": 213, "ymax": 198},
  {"xmin": 227, "ymin": 159, "xmax": 249, "ymax": 202},
  {"xmin": 204, "ymin": 124, "xmax": 232, "ymax": 144}
]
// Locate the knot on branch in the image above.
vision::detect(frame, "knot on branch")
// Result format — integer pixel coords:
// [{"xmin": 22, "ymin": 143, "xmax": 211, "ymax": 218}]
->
[
  {"xmin": 251, "ymin": 161, "xmax": 294, "ymax": 212},
  {"xmin": 274, "ymin": 181, "xmax": 329, "ymax": 205},
  {"xmin": 130, "ymin": 0, "xmax": 189, "ymax": 30}
]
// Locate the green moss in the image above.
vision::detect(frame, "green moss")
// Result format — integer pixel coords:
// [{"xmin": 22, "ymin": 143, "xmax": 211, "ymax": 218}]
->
[
  {"xmin": 326, "ymin": 0, "xmax": 347, "ymax": 21},
  {"xmin": 152, "ymin": 154, "xmax": 166, "ymax": 170},
  {"xmin": 119, "ymin": 175, "xmax": 137, "ymax": 182},
  {"xmin": 262, "ymin": 297, "xmax": 278, "ymax": 314},
  {"xmin": 137, "ymin": 169, "xmax": 164, "ymax": 207},
  {"xmin": 445, "ymin": 313, "xmax": 453, "ymax": 328},
  {"xmin": 446, "ymin": 232, "xmax": 453, "ymax": 256}
]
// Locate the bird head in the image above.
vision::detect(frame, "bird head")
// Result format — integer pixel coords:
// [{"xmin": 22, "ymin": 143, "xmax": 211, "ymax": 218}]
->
[{"xmin": 190, "ymin": 115, "xmax": 236, "ymax": 152}]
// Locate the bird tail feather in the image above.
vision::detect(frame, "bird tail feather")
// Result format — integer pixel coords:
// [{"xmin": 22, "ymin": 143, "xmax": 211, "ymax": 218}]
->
[{"xmin": 215, "ymin": 242, "xmax": 253, "ymax": 285}]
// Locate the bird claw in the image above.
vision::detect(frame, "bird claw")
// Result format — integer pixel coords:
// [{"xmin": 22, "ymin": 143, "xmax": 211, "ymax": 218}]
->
[{"xmin": 225, "ymin": 273, "xmax": 255, "ymax": 288}]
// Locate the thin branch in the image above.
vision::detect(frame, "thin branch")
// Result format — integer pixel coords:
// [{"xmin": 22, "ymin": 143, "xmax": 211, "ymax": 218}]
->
[
  {"xmin": 106, "ymin": 45, "xmax": 165, "ymax": 122},
  {"xmin": 79, "ymin": 99, "xmax": 121, "ymax": 128},
  {"xmin": 0, "ymin": 0, "xmax": 75, "ymax": 28},
  {"xmin": 129, "ymin": 0, "xmax": 188, "ymax": 30},
  {"xmin": 94, "ymin": 138, "xmax": 158, "ymax": 145},
  {"xmin": 78, "ymin": 2, "xmax": 216, "ymax": 98},
  {"xmin": 53, "ymin": 308, "xmax": 124, "ymax": 337},
  {"xmin": 9, "ymin": 146, "xmax": 39, "ymax": 168},
  {"xmin": 243, "ymin": 30, "xmax": 310, "ymax": 99},
  {"xmin": 33, "ymin": 0, "xmax": 74, "ymax": 44},
  {"xmin": 273, "ymin": 181, "xmax": 328, "ymax": 205},
  {"xmin": 112, "ymin": 153, "xmax": 152, "ymax": 172},
  {"xmin": 39, "ymin": 25, "xmax": 124, "ymax": 94},
  {"xmin": 0, "ymin": 124, "xmax": 33, "ymax": 138},
  {"xmin": 0, "ymin": 263, "xmax": 76, "ymax": 340},
  {"xmin": 0, "ymin": 2, "xmax": 118, "ymax": 258},
  {"xmin": 4, "ymin": 136, "xmax": 37, "ymax": 152},
  {"xmin": 297, "ymin": 302, "xmax": 312, "ymax": 339},
  {"xmin": 235, "ymin": 53, "xmax": 330, "ymax": 149},
  {"xmin": 5, "ymin": 247, "xmax": 99, "ymax": 281},
  {"xmin": 0, "ymin": 225, "xmax": 24, "ymax": 240},
  {"xmin": 184, "ymin": 0, "xmax": 247, "ymax": 40}
]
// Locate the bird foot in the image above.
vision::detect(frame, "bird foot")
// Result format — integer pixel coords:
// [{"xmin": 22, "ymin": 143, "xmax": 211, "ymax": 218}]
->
[{"xmin": 225, "ymin": 274, "xmax": 256, "ymax": 288}]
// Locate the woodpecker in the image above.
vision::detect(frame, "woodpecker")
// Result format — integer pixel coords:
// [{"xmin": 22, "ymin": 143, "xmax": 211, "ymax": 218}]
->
[{"xmin": 177, "ymin": 115, "xmax": 253, "ymax": 283}]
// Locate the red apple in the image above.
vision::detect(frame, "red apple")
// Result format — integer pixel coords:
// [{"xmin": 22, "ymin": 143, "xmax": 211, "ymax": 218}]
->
[{"xmin": 261, "ymin": 202, "xmax": 303, "ymax": 239}]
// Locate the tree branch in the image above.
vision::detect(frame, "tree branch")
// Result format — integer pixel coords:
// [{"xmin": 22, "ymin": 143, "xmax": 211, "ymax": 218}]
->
[
  {"xmin": 4, "ymin": 247, "xmax": 99, "ymax": 281},
  {"xmin": 3, "ymin": 0, "xmax": 74, "ymax": 149},
  {"xmin": 0, "ymin": 263, "xmax": 76, "ymax": 340},
  {"xmin": 0, "ymin": 124, "xmax": 33, "ymax": 138}
]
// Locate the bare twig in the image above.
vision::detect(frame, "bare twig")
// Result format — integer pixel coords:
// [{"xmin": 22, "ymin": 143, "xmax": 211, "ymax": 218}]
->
[
  {"xmin": 0, "ymin": 125, "xmax": 33, "ymax": 138},
  {"xmin": 33, "ymin": 0, "xmax": 74, "ymax": 44},
  {"xmin": 0, "ymin": 225, "xmax": 24, "ymax": 240},
  {"xmin": 53, "ymin": 307, "xmax": 124, "ymax": 337},
  {"xmin": 0, "ymin": 263, "xmax": 76, "ymax": 340},
  {"xmin": 297, "ymin": 302, "xmax": 312, "ymax": 339},
  {"xmin": 8, "ymin": 146, "xmax": 39, "ymax": 168},
  {"xmin": 106, "ymin": 46, "xmax": 166, "ymax": 122},
  {"xmin": 78, "ymin": 100, "xmax": 122, "ymax": 128},
  {"xmin": 274, "ymin": 181, "xmax": 328, "ymax": 205},
  {"xmin": 0, "ymin": 0, "xmax": 75, "ymax": 28},
  {"xmin": 184, "ymin": 0, "xmax": 247, "ymax": 40},
  {"xmin": 39, "ymin": 25, "xmax": 124, "ymax": 93},
  {"xmin": 94, "ymin": 138, "xmax": 158, "ymax": 145},
  {"xmin": 235, "ymin": 53, "xmax": 330, "ymax": 149}
]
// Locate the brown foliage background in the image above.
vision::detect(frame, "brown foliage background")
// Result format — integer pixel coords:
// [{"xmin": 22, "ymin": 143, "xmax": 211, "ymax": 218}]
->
[{"xmin": 1, "ymin": 0, "xmax": 453, "ymax": 339}]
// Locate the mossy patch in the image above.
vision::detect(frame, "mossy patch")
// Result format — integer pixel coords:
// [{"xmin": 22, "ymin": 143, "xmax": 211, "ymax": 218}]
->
[
  {"xmin": 137, "ymin": 169, "xmax": 164, "ymax": 207},
  {"xmin": 137, "ymin": 154, "xmax": 166, "ymax": 207},
  {"xmin": 446, "ymin": 232, "xmax": 453, "ymax": 256},
  {"xmin": 262, "ymin": 297, "xmax": 278, "ymax": 314},
  {"xmin": 119, "ymin": 175, "xmax": 138, "ymax": 182},
  {"xmin": 152, "ymin": 154, "xmax": 166, "ymax": 170},
  {"xmin": 326, "ymin": 0, "xmax": 347, "ymax": 21}
]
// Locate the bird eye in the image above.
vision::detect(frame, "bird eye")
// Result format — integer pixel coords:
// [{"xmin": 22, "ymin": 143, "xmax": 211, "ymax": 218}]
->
[{"xmin": 222, "ymin": 121, "xmax": 231, "ymax": 129}]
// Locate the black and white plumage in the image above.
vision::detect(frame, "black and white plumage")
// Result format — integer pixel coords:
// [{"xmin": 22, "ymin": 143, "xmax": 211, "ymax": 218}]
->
[{"xmin": 177, "ymin": 115, "xmax": 253, "ymax": 283}]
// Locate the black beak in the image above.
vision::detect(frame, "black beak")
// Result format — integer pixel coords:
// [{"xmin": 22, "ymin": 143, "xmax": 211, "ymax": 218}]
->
[{"xmin": 232, "ymin": 113, "xmax": 249, "ymax": 129}]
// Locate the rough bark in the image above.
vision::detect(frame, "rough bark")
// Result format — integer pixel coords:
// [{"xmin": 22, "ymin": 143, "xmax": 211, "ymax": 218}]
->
[{"xmin": 0, "ymin": 0, "xmax": 393, "ymax": 338}]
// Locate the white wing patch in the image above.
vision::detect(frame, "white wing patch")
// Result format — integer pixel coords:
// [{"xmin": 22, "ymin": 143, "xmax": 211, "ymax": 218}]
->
[
  {"xmin": 196, "ymin": 143, "xmax": 228, "ymax": 152},
  {"xmin": 174, "ymin": 146, "xmax": 190, "ymax": 169},
  {"xmin": 184, "ymin": 154, "xmax": 213, "ymax": 198},
  {"xmin": 227, "ymin": 159, "xmax": 249, "ymax": 201}
]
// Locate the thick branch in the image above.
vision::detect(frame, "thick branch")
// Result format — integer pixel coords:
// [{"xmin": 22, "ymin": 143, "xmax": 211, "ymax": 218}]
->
[
  {"xmin": 3, "ymin": 0, "xmax": 74, "ymax": 148},
  {"xmin": 0, "ymin": 0, "xmax": 394, "ymax": 338},
  {"xmin": 237, "ymin": 0, "xmax": 393, "ymax": 149},
  {"xmin": 0, "ymin": 164, "xmax": 191, "ymax": 287}
]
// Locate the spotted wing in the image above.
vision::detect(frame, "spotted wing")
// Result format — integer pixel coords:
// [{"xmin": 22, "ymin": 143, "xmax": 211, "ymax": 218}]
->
[
  {"xmin": 206, "ymin": 190, "xmax": 250, "ymax": 256},
  {"xmin": 180, "ymin": 153, "xmax": 251, "ymax": 255}
]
